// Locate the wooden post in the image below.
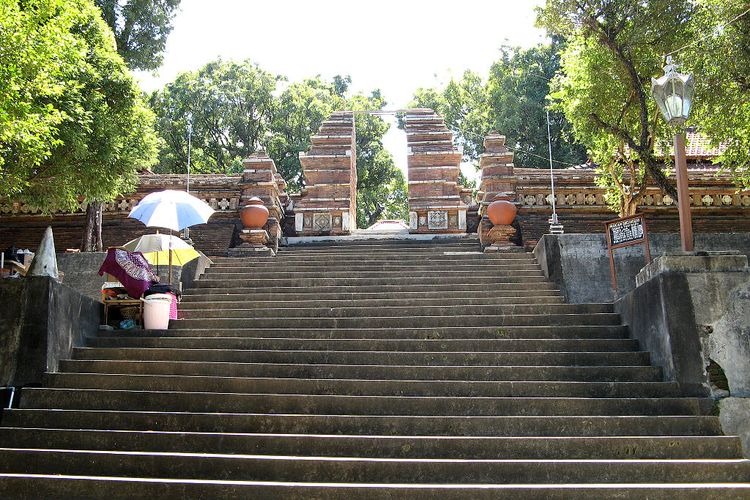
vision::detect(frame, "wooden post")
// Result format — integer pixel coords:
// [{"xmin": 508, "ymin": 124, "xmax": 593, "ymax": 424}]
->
[{"xmin": 674, "ymin": 132, "xmax": 694, "ymax": 252}]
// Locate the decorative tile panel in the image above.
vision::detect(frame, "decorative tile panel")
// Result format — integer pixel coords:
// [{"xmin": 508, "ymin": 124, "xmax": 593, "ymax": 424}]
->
[{"xmin": 427, "ymin": 211, "xmax": 448, "ymax": 230}]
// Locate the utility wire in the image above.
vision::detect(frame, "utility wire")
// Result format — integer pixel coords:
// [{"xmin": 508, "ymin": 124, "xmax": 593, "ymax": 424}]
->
[
  {"xmin": 357, "ymin": 108, "xmax": 582, "ymax": 168},
  {"xmin": 449, "ymin": 123, "xmax": 583, "ymax": 168},
  {"xmin": 666, "ymin": 5, "xmax": 750, "ymax": 57}
]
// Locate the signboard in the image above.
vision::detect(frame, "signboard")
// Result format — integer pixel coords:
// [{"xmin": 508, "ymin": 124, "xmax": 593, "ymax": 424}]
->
[
  {"xmin": 607, "ymin": 216, "xmax": 645, "ymax": 247},
  {"xmin": 604, "ymin": 214, "xmax": 651, "ymax": 292}
]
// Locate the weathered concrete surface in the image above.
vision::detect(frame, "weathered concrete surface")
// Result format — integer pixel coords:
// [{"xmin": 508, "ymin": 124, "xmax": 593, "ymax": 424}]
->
[
  {"xmin": 57, "ymin": 252, "xmax": 212, "ymax": 301},
  {"xmin": 719, "ymin": 398, "xmax": 750, "ymax": 457},
  {"xmin": 534, "ymin": 233, "xmax": 750, "ymax": 303},
  {"xmin": 615, "ymin": 254, "xmax": 750, "ymax": 457},
  {"xmin": 614, "ymin": 272, "xmax": 709, "ymax": 396},
  {"xmin": 0, "ymin": 277, "xmax": 99, "ymax": 387},
  {"xmin": 56, "ymin": 252, "xmax": 107, "ymax": 301},
  {"xmin": 26, "ymin": 227, "xmax": 58, "ymax": 279},
  {"xmin": 694, "ymin": 276, "xmax": 750, "ymax": 397}
]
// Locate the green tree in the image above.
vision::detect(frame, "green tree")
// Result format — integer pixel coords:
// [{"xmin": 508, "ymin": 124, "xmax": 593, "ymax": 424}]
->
[
  {"xmin": 537, "ymin": 0, "xmax": 694, "ymax": 215},
  {"xmin": 409, "ymin": 46, "xmax": 586, "ymax": 170},
  {"xmin": 265, "ymin": 77, "xmax": 346, "ymax": 188},
  {"xmin": 94, "ymin": 0, "xmax": 181, "ymax": 71},
  {"xmin": 150, "ymin": 59, "xmax": 278, "ymax": 174},
  {"xmin": 150, "ymin": 65, "xmax": 404, "ymax": 226},
  {"xmin": 487, "ymin": 43, "xmax": 587, "ymax": 168},
  {"xmin": 410, "ymin": 71, "xmax": 490, "ymax": 163},
  {"xmin": 0, "ymin": 0, "xmax": 157, "ymax": 211},
  {"xmin": 350, "ymin": 91, "xmax": 408, "ymax": 227},
  {"xmin": 685, "ymin": 0, "xmax": 750, "ymax": 187}
]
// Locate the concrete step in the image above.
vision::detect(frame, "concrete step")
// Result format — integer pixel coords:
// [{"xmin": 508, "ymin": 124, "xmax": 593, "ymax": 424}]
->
[
  {"xmin": 171, "ymin": 313, "xmax": 623, "ymax": 329},
  {"xmin": 223, "ymin": 252, "xmax": 537, "ymax": 263},
  {"xmin": 279, "ymin": 240, "xmax": 481, "ymax": 249},
  {"xmin": 71, "ymin": 347, "xmax": 648, "ymax": 366},
  {"xmin": 178, "ymin": 303, "xmax": 614, "ymax": 320},
  {"xmin": 59, "ymin": 360, "xmax": 663, "ymax": 382},
  {"xmin": 1, "ymin": 409, "xmax": 726, "ymax": 436},
  {"xmin": 199, "ymin": 269, "xmax": 545, "ymax": 280},
  {"xmin": 17, "ymin": 388, "xmax": 714, "ymax": 416},
  {"xmin": 178, "ymin": 296, "xmax": 567, "ymax": 310},
  {"xmin": 96, "ymin": 325, "xmax": 632, "ymax": 340},
  {"xmin": 1, "ymin": 449, "xmax": 748, "ymax": 483},
  {"xmin": 85, "ymin": 337, "xmax": 638, "ymax": 353},
  {"xmin": 186, "ymin": 283, "xmax": 561, "ymax": 295},
  {"xmin": 192, "ymin": 276, "xmax": 551, "ymax": 288},
  {"xmin": 269, "ymin": 250, "xmax": 500, "ymax": 259},
  {"xmin": 1, "ymin": 476, "xmax": 749, "ymax": 500},
  {"xmin": 44, "ymin": 373, "xmax": 681, "ymax": 398},
  {"xmin": 207, "ymin": 261, "xmax": 541, "ymax": 272},
  {"xmin": 274, "ymin": 246, "xmax": 485, "ymax": 255},
  {"xmin": 0, "ymin": 428, "xmax": 741, "ymax": 459},
  {"xmin": 180, "ymin": 288, "xmax": 563, "ymax": 301}
]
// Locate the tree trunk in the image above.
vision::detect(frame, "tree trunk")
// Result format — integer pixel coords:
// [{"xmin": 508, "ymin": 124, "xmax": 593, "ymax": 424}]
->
[
  {"xmin": 81, "ymin": 201, "xmax": 104, "ymax": 252},
  {"xmin": 367, "ymin": 205, "xmax": 385, "ymax": 228},
  {"xmin": 619, "ymin": 192, "xmax": 643, "ymax": 218}
]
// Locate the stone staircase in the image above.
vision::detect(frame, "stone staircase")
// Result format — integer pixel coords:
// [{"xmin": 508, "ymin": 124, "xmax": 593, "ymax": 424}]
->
[{"xmin": 0, "ymin": 237, "xmax": 748, "ymax": 498}]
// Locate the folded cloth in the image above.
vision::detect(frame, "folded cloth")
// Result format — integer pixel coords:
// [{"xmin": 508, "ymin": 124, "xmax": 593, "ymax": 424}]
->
[{"xmin": 98, "ymin": 248, "xmax": 157, "ymax": 298}]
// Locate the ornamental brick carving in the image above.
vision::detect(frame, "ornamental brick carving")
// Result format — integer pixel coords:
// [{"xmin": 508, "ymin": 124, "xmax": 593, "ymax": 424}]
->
[
  {"xmin": 292, "ymin": 111, "xmax": 357, "ymax": 235},
  {"xmin": 235, "ymin": 151, "xmax": 288, "ymax": 254},
  {"xmin": 477, "ymin": 134, "xmax": 520, "ymax": 248},
  {"xmin": 478, "ymin": 134, "xmax": 517, "ymax": 210},
  {"xmin": 403, "ymin": 108, "xmax": 468, "ymax": 233}
]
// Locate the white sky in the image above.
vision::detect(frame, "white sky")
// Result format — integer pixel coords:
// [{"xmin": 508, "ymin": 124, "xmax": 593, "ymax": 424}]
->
[{"xmin": 135, "ymin": 0, "xmax": 547, "ymax": 181}]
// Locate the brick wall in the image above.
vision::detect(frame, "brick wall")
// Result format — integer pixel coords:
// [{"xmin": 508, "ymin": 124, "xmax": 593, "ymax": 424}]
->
[
  {"xmin": 514, "ymin": 167, "xmax": 750, "ymax": 249},
  {"xmin": 0, "ymin": 173, "xmax": 242, "ymax": 256}
]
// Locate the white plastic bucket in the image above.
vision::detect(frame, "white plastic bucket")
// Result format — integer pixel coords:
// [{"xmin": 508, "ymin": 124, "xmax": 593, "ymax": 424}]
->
[{"xmin": 143, "ymin": 293, "xmax": 172, "ymax": 330}]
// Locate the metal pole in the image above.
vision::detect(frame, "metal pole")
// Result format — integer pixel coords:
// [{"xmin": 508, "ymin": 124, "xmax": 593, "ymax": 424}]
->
[
  {"xmin": 186, "ymin": 112, "xmax": 193, "ymax": 194},
  {"xmin": 673, "ymin": 132, "xmax": 694, "ymax": 251},
  {"xmin": 546, "ymin": 110, "xmax": 558, "ymax": 225},
  {"xmin": 185, "ymin": 113, "xmax": 193, "ymax": 241}
]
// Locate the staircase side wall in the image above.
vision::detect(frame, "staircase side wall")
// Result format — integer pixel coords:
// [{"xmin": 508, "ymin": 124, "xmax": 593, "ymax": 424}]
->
[
  {"xmin": 0, "ymin": 277, "xmax": 98, "ymax": 387},
  {"xmin": 534, "ymin": 233, "xmax": 750, "ymax": 303}
]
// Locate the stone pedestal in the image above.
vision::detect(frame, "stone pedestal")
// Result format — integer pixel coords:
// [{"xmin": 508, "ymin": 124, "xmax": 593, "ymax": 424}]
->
[
  {"xmin": 476, "ymin": 134, "xmax": 521, "ymax": 249},
  {"xmin": 234, "ymin": 152, "xmax": 287, "ymax": 255},
  {"xmin": 635, "ymin": 251, "xmax": 746, "ymax": 287},
  {"xmin": 227, "ymin": 229, "xmax": 272, "ymax": 256},
  {"xmin": 403, "ymin": 109, "xmax": 468, "ymax": 234},
  {"xmin": 483, "ymin": 224, "xmax": 520, "ymax": 253}
]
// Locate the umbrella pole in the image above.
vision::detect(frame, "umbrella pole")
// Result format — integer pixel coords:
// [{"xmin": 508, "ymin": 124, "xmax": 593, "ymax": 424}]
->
[{"xmin": 168, "ymin": 229, "xmax": 173, "ymax": 285}]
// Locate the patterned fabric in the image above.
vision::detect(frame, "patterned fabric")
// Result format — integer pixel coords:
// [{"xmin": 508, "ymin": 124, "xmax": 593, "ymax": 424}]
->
[
  {"xmin": 98, "ymin": 248, "xmax": 157, "ymax": 299},
  {"xmin": 114, "ymin": 249, "xmax": 158, "ymax": 282}
]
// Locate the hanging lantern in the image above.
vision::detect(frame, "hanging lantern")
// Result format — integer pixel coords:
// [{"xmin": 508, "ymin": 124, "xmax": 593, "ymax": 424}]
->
[{"xmin": 651, "ymin": 56, "xmax": 695, "ymax": 126}]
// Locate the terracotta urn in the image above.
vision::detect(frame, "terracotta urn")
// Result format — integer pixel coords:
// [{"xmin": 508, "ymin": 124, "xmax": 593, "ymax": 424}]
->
[
  {"xmin": 240, "ymin": 197, "xmax": 269, "ymax": 229},
  {"xmin": 487, "ymin": 196, "xmax": 517, "ymax": 226}
]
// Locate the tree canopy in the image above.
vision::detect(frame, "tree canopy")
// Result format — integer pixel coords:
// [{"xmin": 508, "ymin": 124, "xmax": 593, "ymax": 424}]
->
[
  {"xmin": 150, "ymin": 61, "xmax": 406, "ymax": 227},
  {"xmin": 0, "ymin": 0, "xmax": 157, "ymax": 212},
  {"xmin": 537, "ymin": 0, "xmax": 750, "ymax": 216},
  {"xmin": 537, "ymin": 0, "xmax": 696, "ymax": 215},
  {"xmin": 94, "ymin": 0, "xmax": 181, "ymax": 71},
  {"xmin": 409, "ymin": 44, "xmax": 587, "ymax": 170},
  {"xmin": 684, "ymin": 0, "xmax": 750, "ymax": 187}
]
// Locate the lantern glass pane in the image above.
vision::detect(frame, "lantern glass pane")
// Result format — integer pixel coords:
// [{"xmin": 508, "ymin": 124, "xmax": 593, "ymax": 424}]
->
[
  {"xmin": 682, "ymin": 95, "xmax": 692, "ymax": 120},
  {"xmin": 666, "ymin": 94, "xmax": 683, "ymax": 121}
]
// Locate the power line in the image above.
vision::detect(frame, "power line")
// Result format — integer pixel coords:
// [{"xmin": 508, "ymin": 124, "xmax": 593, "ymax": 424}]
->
[
  {"xmin": 449, "ymin": 124, "xmax": 582, "ymax": 168},
  {"xmin": 666, "ymin": 5, "xmax": 750, "ymax": 58}
]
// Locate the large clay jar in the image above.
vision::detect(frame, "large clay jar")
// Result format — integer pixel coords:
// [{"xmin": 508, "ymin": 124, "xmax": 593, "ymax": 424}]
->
[
  {"xmin": 487, "ymin": 197, "xmax": 517, "ymax": 226},
  {"xmin": 240, "ymin": 197, "xmax": 269, "ymax": 229}
]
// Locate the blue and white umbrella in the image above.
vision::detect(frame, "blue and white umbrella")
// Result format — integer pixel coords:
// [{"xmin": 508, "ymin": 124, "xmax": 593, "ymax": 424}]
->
[{"xmin": 128, "ymin": 190, "xmax": 215, "ymax": 231}]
